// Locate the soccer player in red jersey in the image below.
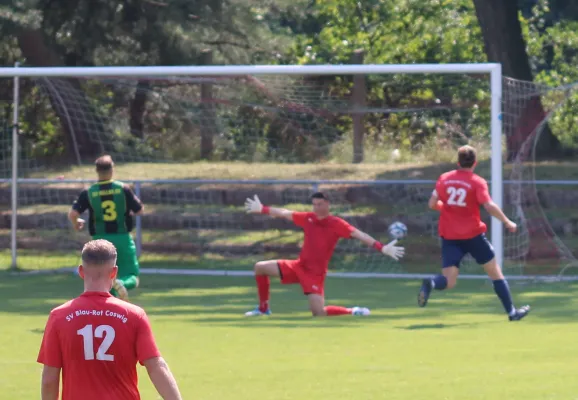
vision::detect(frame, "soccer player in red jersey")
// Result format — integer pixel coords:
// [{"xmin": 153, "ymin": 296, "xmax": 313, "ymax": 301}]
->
[
  {"xmin": 418, "ymin": 145, "xmax": 530, "ymax": 321},
  {"xmin": 37, "ymin": 239, "xmax": 182, "ymax": 400},
  {"xmin": 243, "ymin": 192, "xmax": 405, "ymax": 317}
]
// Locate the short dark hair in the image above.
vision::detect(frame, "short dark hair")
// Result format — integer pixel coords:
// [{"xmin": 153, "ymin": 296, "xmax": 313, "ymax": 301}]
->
[
  {"xmin": 95, "ymin": 155, "xmax": 114, "ymax": 172},
  {"xmin": 457, "ymin": 145, "xmax": 476, "ymax": 168},
  {"xmin": 81, "ymin": 239, "xmax": 117, "ymax": 267},
  {"xmin": 311, "ymin": 192, "xmax": 330, "ymax": 201}
]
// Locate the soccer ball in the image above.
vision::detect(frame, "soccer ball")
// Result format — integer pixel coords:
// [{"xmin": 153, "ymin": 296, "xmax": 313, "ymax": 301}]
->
[{"xmin": 388, "ymin": 222, "xmax": 407, "ymax": 239}]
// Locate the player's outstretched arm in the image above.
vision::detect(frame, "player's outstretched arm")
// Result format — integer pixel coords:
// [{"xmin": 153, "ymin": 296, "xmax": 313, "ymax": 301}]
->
[
  {"xmin": 143, "ymin": 357, "xmax": 183, "ymax": 400},
  {"xmin": 483, "ymin": 201, "xmax": 517, "ymax": 233},
  {"xmin": 351, "ymin": 229, "xmax": 405, "ymax": 261},
  {"xmin": 244, "ymin": 194, "xmax": 294, "ymax": 221},
  {"xmin": 41, "ymin": 365, "xmax": 60, "ymax": 400}
]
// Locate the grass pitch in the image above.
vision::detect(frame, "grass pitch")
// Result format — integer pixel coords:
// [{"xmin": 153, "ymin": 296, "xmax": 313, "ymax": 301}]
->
[
  {"xmin": 32, "ymin": 159, "xmax": 578, "ymax": 181},
  {"xmin": 1, "ymin": 271, "xmax": 578, "ymax": 399}
]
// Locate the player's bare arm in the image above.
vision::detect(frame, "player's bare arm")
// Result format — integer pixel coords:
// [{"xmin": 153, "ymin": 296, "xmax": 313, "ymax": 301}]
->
[
  {"xmin": 482, "ymin": 201, "xmax": 517, "ymax": 233},
  {"xmin": 41, "ymin": 365, "xmax": 60, "ymax": 400},
  {"xmin": 143, "ymin": 357, "xmax": 183, "ymax": 400},
  {"xmin": 245, "ymin": 195, "xmax": 293, "ymax": 221},
  {"xmin": 350, "ymin": 229, "xmax": 405, "ymax": 261},
  {"xmin": 428, "ymin": 191, "xmax": 444, "ymax": 212},
  {"xmin": 67, "ymin": 209, "xmax": 85, "ymax": 231}
]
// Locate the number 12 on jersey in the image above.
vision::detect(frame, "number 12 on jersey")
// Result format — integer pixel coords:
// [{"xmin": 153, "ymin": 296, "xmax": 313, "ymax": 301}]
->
[
  {"xmin": 77, "ymin": 324, "xmax": 116, "ymax": 361},
  {"xmin": 446, "ymin": 186, "xmax": 467, "ymax": 207}
]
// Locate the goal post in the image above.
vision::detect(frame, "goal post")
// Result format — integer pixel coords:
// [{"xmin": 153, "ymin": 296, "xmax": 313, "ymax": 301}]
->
[{"xmin": 2, "ymin": 63, "xmax": 505, "ymax": 274}]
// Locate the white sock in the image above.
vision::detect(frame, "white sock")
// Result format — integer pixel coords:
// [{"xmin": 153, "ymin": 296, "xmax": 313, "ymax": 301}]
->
[{"xmin": 508, "ymin": 306, "xmax": 516, "ymax": 317}]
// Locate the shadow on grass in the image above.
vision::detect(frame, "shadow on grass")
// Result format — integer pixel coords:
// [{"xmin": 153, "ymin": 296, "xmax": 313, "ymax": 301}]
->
[
  {"xmin": 1, "ymin": 271, "xmax": 578, "ymax": 328},
  {"xmin": 395, "ymin": 322, "xmax": 487, "ymax": 330}
]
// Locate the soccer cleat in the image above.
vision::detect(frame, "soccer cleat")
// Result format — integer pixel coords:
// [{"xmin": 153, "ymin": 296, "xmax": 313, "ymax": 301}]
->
[
  {"xmin": 351, "ymin": 307, "xmax": 370, "ymax": 316},
  {"xmin": 244, "ymin": 307, "xmax": 272, "ymax": 317},
  {"xmin": 113, "ymin": 279, "xmax": 129, "ymax": 302},
  {"xmin": 418, "ymin": 278, "xmax": 433, "ymax": 307},
  {"xmin": 508, "ymin": 305, "xmax": 531, "ymax": 321}
]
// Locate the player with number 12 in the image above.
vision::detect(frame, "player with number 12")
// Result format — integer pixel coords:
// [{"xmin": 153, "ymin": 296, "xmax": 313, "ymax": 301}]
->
[
  {"xmin": 37, "ymin": 239, "xmax": 181, "ymax": 400},
  {"xmin": 418, "ymin": 145, "xmax": 530, "ymax": 321}
]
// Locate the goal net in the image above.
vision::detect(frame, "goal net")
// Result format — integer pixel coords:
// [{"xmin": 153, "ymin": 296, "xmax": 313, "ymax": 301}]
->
[
  {"xmin": 503, "ymin": 77, "xmax": 578, "ymax": 279},
  {"xmin": 3, "ymin": 64, "xmax": 571, "ymax": 279}
]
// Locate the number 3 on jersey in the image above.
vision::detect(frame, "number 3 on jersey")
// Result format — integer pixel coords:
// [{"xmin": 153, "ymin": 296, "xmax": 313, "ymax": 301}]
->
[
  {"xmin": 77, "ymin": 324, "xmax": 115, "ymax": 361},
  {"xmin": 101, "ymin": 200, "xmax": 117, "ymax": 221},
  {"xmin": 446, "ymin": 186, "xmax": 467, "ymax": 207}
]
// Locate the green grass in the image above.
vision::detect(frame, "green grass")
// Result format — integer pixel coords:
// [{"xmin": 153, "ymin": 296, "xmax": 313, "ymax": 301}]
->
[
  {"xmin": 1, "ymin": 272, "xmax": 578, "ymax": 399},
  {"xmin": 27, "ymin": 159, "xmax": 578, "ymax": 181}
]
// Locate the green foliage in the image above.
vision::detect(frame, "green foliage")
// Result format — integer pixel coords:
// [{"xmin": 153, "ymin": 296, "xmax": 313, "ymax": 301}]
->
[
  {"xmin": 280, "ymin": 0, "xmax": 491, "ymax": 157},
  {"xmin": 2, "ymin": 0, "xmax": 578, "ymax": 166},
  {"xmin": 521, "ymin": 0, "xmax": 578, "ymax": 150},
  {"xmin": 285, "ymin": 0, "xmax": 485, "ymax": 65}
]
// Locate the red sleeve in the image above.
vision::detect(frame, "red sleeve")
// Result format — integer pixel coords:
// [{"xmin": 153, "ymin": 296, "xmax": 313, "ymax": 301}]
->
[
  {"xmin": 292, "ymin": 212, "xmax": 309, "ymax": 228},
  {"xmin": 136, "ymin": 311, "xmax": 161, "ymax": 365},
  {"xmin": 475, "ymin": 178, "xmax": 492, "ymax": 204},
  {"xmin": 333, "ymin": 217, "xmax": 355, "ymax": 239},
  {"xmin": 37, "ymin": 312, "xmax": 62, "ymax": 368}
]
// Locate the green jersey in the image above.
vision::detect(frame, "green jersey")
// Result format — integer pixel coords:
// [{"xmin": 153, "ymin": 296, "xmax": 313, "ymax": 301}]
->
[{"xmin": 72, "ymin": 180, "xmax": 143, "ymax": 236}]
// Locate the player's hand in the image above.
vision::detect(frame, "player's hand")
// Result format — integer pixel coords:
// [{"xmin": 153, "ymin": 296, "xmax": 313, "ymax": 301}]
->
[
  {"xmin": 245, "ymin": 195, "xmax": 263, "ymax": 214},
  {"xmin": 505, "ymin": 220, "xmax": 517, "ymax": 233},
  {"xmin": 74, "ymin": 218, "xmax": 85, "ymax": 231},
  {"xmin": 381, "ymin": 239, "xmax": 405, "ymax": 261}
]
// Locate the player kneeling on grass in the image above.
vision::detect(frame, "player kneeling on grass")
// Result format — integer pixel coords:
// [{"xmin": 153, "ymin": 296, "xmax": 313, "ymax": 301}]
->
[
  {"xmin": 244, "ymin": 192, "xmax": 405, "ymax": 317},
  {"xmin": 418, "ymin": 145, "xmax": 530, "ymax": 321}
]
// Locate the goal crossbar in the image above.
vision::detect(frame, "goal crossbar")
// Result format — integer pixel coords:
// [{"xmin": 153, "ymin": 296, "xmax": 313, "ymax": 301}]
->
[
  {"xmin": 4, "ymin": 62, "xmax": 504, "ymax": 269},
  {"xmin": 0, "ymin": 63, "xmax": 501, "ymax": 77}
]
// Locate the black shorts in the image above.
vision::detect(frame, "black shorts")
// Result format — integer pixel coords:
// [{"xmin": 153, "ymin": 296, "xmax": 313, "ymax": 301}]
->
[{"xmin": 441, "ymin": 233, "xmax": 495, "ymax": 268}]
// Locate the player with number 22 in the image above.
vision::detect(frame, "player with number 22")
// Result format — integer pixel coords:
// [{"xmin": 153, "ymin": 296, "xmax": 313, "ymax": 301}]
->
[{"xmin": 419, "ymin": 145, "xmax": 530, "ymax": 321}]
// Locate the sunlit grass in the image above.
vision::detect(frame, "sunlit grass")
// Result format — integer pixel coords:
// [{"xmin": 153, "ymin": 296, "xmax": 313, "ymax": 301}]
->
[{"xmin": 1, "ymin": 273, "xmax": 578, "ymax": 399}]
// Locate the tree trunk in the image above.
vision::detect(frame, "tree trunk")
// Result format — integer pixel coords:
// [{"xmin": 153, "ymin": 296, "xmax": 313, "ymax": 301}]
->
[
  {"xmin": 473, "ymin": 1, "xmax": 565, "ymax": 268},
  {"xmin": 472, "ymin": 0, "xmax": 561, "ymax": 160},
  {"xmin": 199, "ymin": 49, "xmax": 216, "ymax": 159},
  {"xmin": 351, "ymin": 49, "xmax": 365, "ymax": 164},
  {"xmin": 17, "ymin": 29, "xmax": 110, "ymax": 163},
  {"xmin": 129, "ymin": 80, "xmax": 149, "ymax": 139}
]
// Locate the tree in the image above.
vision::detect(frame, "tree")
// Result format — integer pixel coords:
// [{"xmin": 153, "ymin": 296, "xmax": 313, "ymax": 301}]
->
[
  {"xmin": 473, "ymin": 0, "xmax": 562, "ymax": 160},
  {"xmin": 0, "ymin": 0, "xmax": 277, "ymax": 162},
  {"xmin": 281, "ymin": 0, "xmax": 489, "ymax": 161}
]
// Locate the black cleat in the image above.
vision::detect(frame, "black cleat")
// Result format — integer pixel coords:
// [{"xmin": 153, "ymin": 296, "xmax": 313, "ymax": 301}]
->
[
  {"xmin": 509, "ymin": 305, "xmax": 531, "ymax": 321},
  {"xmin": 418, "ymin": 278, "xmax": 433, "ymax": 307}
]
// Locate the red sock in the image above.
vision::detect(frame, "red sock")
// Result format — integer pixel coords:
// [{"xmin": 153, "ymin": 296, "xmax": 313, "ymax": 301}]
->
[
  {"xmin": 324, "ymin": 305, "xmax": 352, "ymax": 316},
  {"xmin": 256, "ymin": 275, "xmax": 270, "ymax": 312}
]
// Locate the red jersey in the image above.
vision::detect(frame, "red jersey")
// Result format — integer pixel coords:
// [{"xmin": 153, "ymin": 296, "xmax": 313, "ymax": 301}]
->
[
  {"xmin": 435, "ymin": 169, "xmax": 492, "ymax": 240},
  {"xmin": 37, "ymin": 292, "xmax": 161, "ymax": 400},
  {"xmin": 292, "ymin": 212, "xmax": 355, "ymax": 276}
]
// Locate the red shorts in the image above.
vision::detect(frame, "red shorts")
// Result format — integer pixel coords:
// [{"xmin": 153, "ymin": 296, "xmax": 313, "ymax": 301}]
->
[{"xmin": 277, "ymin": 259, "xmax": 325, "ymax": 295}]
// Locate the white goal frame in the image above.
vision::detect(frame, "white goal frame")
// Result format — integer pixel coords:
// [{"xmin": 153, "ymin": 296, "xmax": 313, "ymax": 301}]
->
[{"xmin": 1, "ymin": 63, "xmax": 504, "ymax": 271}]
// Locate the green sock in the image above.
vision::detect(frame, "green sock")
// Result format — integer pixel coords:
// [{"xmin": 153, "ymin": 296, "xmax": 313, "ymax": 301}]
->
[{"xmin": 120, "ymin": 275, "xmax": 139, "ymax": 291}]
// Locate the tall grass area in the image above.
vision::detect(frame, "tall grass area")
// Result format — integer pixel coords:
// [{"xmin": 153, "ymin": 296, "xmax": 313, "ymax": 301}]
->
[{"xmin": 327, "ymin": 133, "xmax": 493, "ymax": 165}]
